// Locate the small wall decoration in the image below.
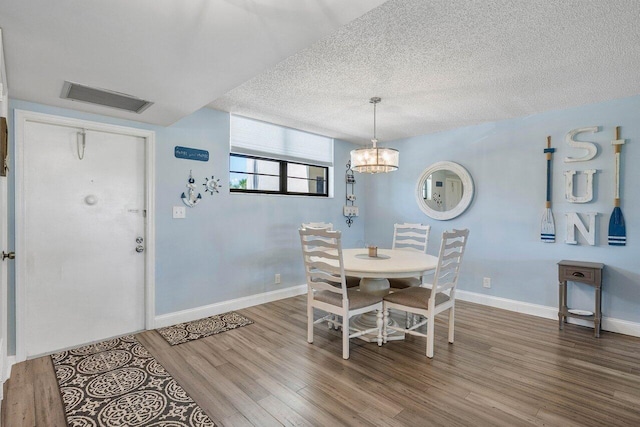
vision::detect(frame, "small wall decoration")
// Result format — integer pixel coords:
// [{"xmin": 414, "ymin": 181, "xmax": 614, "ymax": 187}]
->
[
  {"xmin": 541, "ymin": 136, "xmax": 556, "ymax": 242},
  {"xmin": 344, "ymin": 160, "xmax": 357, "ymax": 227},
  {"xmin": 203, "ymin": 175, "xmax": 222, "ymax": 194},
  {"xmin": 564, "ymin": 126, "xmax": 599, "ymax": 163},
  {"xmin": 431, "ymin": 192, "xmax": 443, "ymax": 207},
  {"xmin": 608, "ymin": 126, "xmax": 626, "ymax": 246},
  {"xmin": 566, "ymin": 212, "xmax": 598, "ymax": 245},
  {"xmin": 564, "ymin": 169, "xmax": 596, "ymax": 203},
  {"xmin": 174, "ymin": 146, "xmax": 209, "ymax": 162},
  {"xmin": 181, "ymin": 170, "xmax": 202, "ymax": 207}
]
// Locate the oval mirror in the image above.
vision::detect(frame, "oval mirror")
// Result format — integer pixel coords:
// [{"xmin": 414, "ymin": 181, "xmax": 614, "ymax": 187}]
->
[{"xmin": 415, "ymin": 161, "xmax": 474, "ymax": 220}]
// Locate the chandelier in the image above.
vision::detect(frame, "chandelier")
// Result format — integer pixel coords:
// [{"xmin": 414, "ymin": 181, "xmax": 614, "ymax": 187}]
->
[{"xmin": 350, "ymin": 97, "xmax": 399, "ymax": 173}]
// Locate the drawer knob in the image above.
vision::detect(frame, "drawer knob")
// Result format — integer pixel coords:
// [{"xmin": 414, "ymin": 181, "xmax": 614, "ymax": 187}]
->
[{"xmin": 572, "ymin": 271, "xmax": 585, "ymax": 278}]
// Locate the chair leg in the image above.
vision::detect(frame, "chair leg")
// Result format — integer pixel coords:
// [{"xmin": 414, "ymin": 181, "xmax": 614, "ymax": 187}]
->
[
  {"xmin": 383, "ymin": 308, "xmax": 389, "ymax": 343},
  {"xmin": 376, "ymin": 309, "xmax": 383, "ymax": 346},
  {"xmin": 448, "ymin": 306, "xmax": 455, "ymax": 344},
  {"xmin": 426, "ymin": 314, "xmax": 435, "ymax": 358},
  {"xmin": 307, "ymin": 297, "xmax": 314, "ymax": 344},
  {"xmin": 342, "ymin": 311, "xmax": 350, "ymax": 359}
]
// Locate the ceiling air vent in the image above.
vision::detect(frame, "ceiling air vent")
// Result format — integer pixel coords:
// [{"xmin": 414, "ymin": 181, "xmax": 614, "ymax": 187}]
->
[{"xmin": 61, "ymin": 81, "xmax": 153, "ymax": 113}]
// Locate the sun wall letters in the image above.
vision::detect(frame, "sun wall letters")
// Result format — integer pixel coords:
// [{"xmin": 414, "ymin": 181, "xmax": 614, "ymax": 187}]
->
[{"xmin": 563, "ymin": 127, "xmax": 600, "ymax": 245}]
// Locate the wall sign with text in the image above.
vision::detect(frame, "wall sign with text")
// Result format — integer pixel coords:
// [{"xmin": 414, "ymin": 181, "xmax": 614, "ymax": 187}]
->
[{"xmin": 174, "ymin": 146, "xmax": 209, "ymax": 162}]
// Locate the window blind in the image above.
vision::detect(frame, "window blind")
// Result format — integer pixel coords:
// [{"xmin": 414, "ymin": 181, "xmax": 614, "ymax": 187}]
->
[{"xmin": 230, "ymin": 115, "xmax": 334, "ymax": 167}]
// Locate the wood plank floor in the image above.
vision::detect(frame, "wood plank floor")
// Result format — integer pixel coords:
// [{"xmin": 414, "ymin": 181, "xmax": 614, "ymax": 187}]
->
[{"xmin": 3, "ymin": 297, "xmax": 640, "ymax": 426}]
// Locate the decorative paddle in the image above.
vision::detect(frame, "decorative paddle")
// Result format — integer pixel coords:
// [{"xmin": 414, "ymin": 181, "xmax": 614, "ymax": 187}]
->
[
  {"xmin": 608, "ymin": 126, "xmax": 626, "ymax": 246},
  {"xmin": 541, "ymin": 136, "xmax": 556, "ymax": 242}
]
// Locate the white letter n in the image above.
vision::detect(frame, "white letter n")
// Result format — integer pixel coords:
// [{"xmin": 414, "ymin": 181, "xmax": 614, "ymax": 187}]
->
[{"xmin": 565, "ymin": 212, "xmax": 598, "ymax": 246}]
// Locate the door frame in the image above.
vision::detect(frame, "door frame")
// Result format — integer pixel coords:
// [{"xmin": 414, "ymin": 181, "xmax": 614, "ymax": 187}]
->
[{"xmin": 14, "ymin": 109, "xmax": 156, "ymax": 362}]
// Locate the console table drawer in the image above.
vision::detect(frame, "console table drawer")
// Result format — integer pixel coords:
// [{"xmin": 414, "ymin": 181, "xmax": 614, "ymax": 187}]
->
[{"xmin": 559, "ymin": 265, "xmax": 597, "ymax": 285}]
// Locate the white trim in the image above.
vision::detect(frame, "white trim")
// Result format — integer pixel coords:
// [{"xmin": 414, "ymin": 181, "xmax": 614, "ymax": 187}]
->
[
  {"xmin": 0, "ymin": 355, "xmax": 15, "ymax": 403},
  {"xmin": 155, "ymin": 285, "xmax": 307, "ymax": 328},
  {"xmin": 14, "ymin": 110, "xmax": 156, "ymax": 362},
  {"xmin": 0, "ymin": 28, "xmax": 8, "ymax": 117},
  {"xmin": 457, "ymin": 290, "xmax": 640, "ymax": 338}
]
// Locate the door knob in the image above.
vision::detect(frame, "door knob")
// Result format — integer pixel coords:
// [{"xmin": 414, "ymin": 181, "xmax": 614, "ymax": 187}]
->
[
  {"xmin": 135, "ymin": 245, "xmax": 144, "ymax": 253},
  {"xmin": 1, "ymin": 251, "xmax": 15, "ymax": 260}
]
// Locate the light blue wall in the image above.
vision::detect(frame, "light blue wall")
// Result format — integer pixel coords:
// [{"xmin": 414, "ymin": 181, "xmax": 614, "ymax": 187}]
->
[
  {"xmin": 363, "ymin": 95, "xmax": 640, "ymax": 323},
  {"xmin": 7, "ymin": 100, "xmax": 365, "ymax": 353},
  {"xmin": 7, "ymin": 94, "xmax": 639, "ymax": 357}
]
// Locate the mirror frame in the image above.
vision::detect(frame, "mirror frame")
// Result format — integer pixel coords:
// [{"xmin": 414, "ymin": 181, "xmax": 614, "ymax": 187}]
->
[{"xmin": 415, "ymin": 161, "xmax": 474, "ymax": 220}]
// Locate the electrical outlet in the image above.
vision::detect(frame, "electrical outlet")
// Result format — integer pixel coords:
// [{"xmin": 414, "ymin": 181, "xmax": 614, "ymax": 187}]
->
[
  {"xmin": 275, "ymin": 273, "xmax": 281, "ymax": 284},
  {"xmin": 343, "ymin": 206, "xmax": 359, "ymax": 216},
  {"xmin": 483, "ymin": 277, "xmax": 491, "ymax": 288},
  {"xmin": 172, "ymin": 206, "xmax": 186, "ymax": 219}
]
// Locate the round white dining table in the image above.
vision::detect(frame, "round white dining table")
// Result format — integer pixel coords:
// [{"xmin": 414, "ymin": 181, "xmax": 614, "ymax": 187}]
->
[
  {"xmin": 342, "ymin": 248, "xmax": 438, "ymax": 292},
  {"xmin": 341, "ymin": 248, "xmax": 438, "ymax": 341}
]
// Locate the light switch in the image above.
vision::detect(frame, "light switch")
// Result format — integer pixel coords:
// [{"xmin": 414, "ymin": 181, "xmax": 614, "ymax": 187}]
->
[{"xmin": 172, "ymin": 206, "xmax": 186, "ymax": 219}]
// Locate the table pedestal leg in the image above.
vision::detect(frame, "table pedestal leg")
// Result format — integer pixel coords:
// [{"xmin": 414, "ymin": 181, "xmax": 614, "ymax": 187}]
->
[{"xmin": 351, "ymin": 277, "xmax": 405, "ymax": 342}]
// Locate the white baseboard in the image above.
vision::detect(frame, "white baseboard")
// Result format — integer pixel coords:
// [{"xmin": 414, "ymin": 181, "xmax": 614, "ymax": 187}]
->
[
  {"xmin": 154, "ymin": 285, "xmax": 308, "ymax": 328},
  {"xmin": 457, "ymin": 290, "xmax": 640, "ymax": 338}
]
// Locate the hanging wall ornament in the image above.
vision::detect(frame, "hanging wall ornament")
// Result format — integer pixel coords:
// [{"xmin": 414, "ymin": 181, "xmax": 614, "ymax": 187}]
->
[
  {"xmin": 181, "ymin": 170, "xmax": 202, "ymax": 207},
  {"xmin": 203, "ymin": 175, "xmax": 222, "ymax": 195},
  {"xmin": 540, "ymin": 136, "xmax": 556, "ymax": 242},
  {"xmin": 608, "ymin": 126, "xmax": 626, "ymax": 246}
]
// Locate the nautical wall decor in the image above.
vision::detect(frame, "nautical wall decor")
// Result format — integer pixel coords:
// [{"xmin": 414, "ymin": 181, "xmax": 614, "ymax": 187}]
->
[
  {"xmin": 541, "ymin": 125, "xmax": 628, "ymax": 246},
  {"xmin": 174, "ymin": 146, "xmax": 209, "ymax": 162},
  {"xmin": 564, "ymin": 127, "xmax": 598, "ymax": 163},
  {"xmin": 562, "ymin": 126, "xmax": 600, "ymax": 246},
  {"xmin": 608, "ymin": 126, "xmax": 626, "ymax": 246},
  {"xmin": 181, "ymin": 170, "xmax": 202, "ymax": 207},
  {"xmin": 344, "ymin": 161, "xmax": 357, "ymax": 227},
  {"xmin": 541, "ymin": 136, "xmax": 556, "ymax": 242},
  {"xmin": 203, "ymin": 175, "xmax": 222, "ymax": 194},
  {"xmin": 565, "ymin": 212, "xmax": 598, "ymax": 245},
  {"xmin": 564, "ymin": 169, "xmax": 596, "ymax": 203}
]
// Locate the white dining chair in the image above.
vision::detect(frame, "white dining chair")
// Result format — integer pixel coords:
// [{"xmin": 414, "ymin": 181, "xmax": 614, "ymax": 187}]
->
[
  {"xmin": 299, "ymin": 227, "xmax": 383, "ymax": 359},
  {"xmin": 388, "ymin": 223, "xmax": 431, "ymax": 290},
  {"xmin": 301, "ymin": 222, "xmax": 359, "ymax": 288},
  {"xmin": 383, "ymin": 229, "xmax": 469, "ymax": 358}
]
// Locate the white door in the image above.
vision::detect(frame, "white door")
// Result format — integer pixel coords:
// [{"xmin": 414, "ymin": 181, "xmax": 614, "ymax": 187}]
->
[
  {"xmin": 19, "ymin": 117, "xmax": 148, "ymax": 358},
  {"xmin": 0, "ymin": 160, "xmax": 8, "ymax": 383},
  {"xmin": 445, "ymin": 178, "xmax": 462, "ymax": 211}
]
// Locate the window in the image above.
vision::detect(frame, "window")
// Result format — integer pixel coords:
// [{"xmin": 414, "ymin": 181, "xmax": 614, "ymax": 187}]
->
[
  {"xmin": 229, "ymin": 115, "xmax": 333, "ymax": 196},
  {"xmin": 229, "ymin": 154, "xmax": 328, "ymax": 196}
]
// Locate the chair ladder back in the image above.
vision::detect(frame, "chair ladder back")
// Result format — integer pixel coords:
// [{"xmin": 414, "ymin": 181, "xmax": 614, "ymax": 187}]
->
[
  {"xmin": 299, "ymin": 228, "xmax": 347, "ymax": 296},
  {"xmin": 392, "ymin": 223, "xmax": 430, "ymax": 253},
  {"xmin": 301, "ymin": 222, "xmax": 333, "ymax": 231},
  {"xmin": 431, "ymin": 229, "xmax": 469, "ymax": 297}
]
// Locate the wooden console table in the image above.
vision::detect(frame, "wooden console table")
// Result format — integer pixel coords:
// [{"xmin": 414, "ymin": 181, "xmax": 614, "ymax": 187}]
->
[{"xmin": 558, "ymin": 260, "xmax": 604, "ymax": 337}]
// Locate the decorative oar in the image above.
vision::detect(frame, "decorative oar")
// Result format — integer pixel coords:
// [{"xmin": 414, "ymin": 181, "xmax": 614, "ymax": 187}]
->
[
  {"xmin": 608, "ymin": 126, "xmax": 626, "ymax": 246},
  {"xmin": 541, "ymin": 136, "xmax": 556, "ymax": 242}
]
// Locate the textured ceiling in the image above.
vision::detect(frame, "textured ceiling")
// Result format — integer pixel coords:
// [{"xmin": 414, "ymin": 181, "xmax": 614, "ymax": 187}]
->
[
  {"xmin": 0, "ymin": 0, "xmax": 385, "ymax": 125},
  {"xmin": 2, "ymin": 0, "xmax": 639, "ymax": 143},
  {"xmin": 210, "ymin": 0, "xmax": 640, "ymax": 144}
]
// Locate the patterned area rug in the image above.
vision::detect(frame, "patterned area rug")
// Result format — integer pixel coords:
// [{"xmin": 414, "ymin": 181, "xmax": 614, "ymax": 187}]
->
[
  {"xmin": 51, "ymin": 335, "xmax": 215, "ymax": 427},
  {"xmin": 156, "ymin": 312, "xmax": 253, "ymax": 346}
]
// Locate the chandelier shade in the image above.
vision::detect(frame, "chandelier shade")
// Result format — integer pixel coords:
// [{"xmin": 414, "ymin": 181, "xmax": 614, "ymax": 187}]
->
[
  {"xmin": 349, "ymin": 97, "xmax": 399, "ymax": 174},
  {"xmin": 350, "ymin": 146, "xmax": 399, "ymax": 173}
]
